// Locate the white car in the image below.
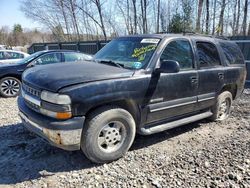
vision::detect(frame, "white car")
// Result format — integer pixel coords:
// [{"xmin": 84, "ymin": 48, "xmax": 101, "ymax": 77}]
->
[
  {"xmin": 0, "ymin": 45, "xmax": 6, "ymax": 50},
  {"xmin": 0, "ymin": 50, "xmax": 30, "ymax": 64}
]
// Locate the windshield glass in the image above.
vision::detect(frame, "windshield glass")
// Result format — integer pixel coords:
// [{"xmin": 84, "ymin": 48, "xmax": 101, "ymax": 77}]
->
[
  {"xmin": 16, "ymin": 51, "xmax": 44, "ymax": 64},
  {"xmin": 94, "ymin": 37, "xmax": 160, "ymax": 70}
]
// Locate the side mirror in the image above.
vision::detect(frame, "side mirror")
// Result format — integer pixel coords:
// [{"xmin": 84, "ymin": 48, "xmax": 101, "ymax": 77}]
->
[
  {"xmin": 156, "ymin": 60, "xmax": 180, "ymax": 73},
  {"xmin": 27, "ymin": 61, "xmax": 35, "ymax": 68}
]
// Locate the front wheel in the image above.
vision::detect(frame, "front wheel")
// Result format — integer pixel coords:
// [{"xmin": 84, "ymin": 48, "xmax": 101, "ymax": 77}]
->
[
  {"xmin": 0, "ymin": 77, "xmax": 21, "ymax": 97},
  {"xmin": 210, "ymin": 91, "xmax": 233, "ymax": 121},
  {"xmin": 81, "ymin": 106, "xmax": 136, "ymax": 163}
]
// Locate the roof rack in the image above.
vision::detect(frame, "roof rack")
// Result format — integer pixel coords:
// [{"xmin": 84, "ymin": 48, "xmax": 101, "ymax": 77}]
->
[
  {"xmin": 183, "ymin": 32, "xmax": 229, "ymax": 40},
  {"xmin": 154, "ymin": 31, "xmax": 229, "ymax": 40}
]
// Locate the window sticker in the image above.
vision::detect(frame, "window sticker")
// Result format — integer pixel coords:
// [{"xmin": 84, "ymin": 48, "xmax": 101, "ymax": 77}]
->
[
  {"xmin": 141, "ymin": 38, "xmax": 160, "ymax": 44},
  {"xmin": 132, "ymin": 45, "xmax": 157, "ymax": 59}
]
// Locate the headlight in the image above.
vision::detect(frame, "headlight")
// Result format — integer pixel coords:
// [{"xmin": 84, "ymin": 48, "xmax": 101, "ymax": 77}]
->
[
  {"xmin": 40, "ymin": 90, "xmax": 72, "ymax": 119},
  {"xmin": 41, "ymin": 90, "xmax": 71, "ymax": 105}
]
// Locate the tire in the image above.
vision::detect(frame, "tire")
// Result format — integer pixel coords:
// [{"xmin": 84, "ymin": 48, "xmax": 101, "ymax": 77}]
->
[
  {"xmin": 209, "ymin": 91, "xmax": 233, "ymax": 121},
  {"xmin": 0, "ymin": 77, "xmax": 21, "ymax": 98},
  {"xmin": 81, "ymin": 106, "xmax": 136, "ymax": 163}
]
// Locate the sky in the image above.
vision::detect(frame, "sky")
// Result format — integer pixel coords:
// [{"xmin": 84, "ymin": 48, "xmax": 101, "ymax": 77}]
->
[{"xmin": 0, "ymin": 0, "xmax": 40, "ymax": 30}]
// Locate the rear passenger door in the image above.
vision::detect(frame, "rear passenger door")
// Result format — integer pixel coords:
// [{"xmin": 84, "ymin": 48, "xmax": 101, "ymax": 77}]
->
[{"xmin": 194, "ymin": 41, "xmax": 224, "ymax": 109}]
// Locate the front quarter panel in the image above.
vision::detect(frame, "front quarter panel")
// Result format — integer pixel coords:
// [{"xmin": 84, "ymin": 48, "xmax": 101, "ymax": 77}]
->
[{"xmin": 59, "ymin": 75, "xmax": 151, "ymax": 116}]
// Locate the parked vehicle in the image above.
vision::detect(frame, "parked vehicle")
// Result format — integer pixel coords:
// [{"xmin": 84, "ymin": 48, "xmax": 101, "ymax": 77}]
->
[
  {"xmin": 18, "ymin": 34, "xmax": 246, "ymax": 163},
  {"xmin": 0, "ymin": 45, "xmax": 6, "ymax": 50},
  {"xmin": 0, "ymin": 50, "xmax": 92, "ymax": 97},
  {"xmin": 0, "ymin": 50, "xmax": 30, "ymax": 64}
]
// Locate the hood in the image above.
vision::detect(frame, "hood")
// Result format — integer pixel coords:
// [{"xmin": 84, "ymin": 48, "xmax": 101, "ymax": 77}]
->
[{"xmin": 22, "ymin": 62, "xmax": 134, "ymax": 92}]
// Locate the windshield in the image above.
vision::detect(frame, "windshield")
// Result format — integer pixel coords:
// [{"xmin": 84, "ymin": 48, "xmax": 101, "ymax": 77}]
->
[
  {"xmin": 16, "ymin": 51, "xmax": 44, "ymax": 64},
  {"xmin": 94, "ymin": 37, "xmax": 160, "ymax": 70}
]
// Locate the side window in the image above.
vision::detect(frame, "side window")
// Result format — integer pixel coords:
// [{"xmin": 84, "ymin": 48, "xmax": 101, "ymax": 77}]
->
[
  {"xmin": 196, "ymin": 42, "xmax": 221, "ymax": 68},
  {"xmin": 0, "ymin": 52, "xmax": 4, "ymax": 60},
  {"xmin": 220, "ymin": 42, "xmax": 244, "ymax": 64},
  {"xmin": 6, "ymin": 52, "xmax": 24, "ymax": 59},
  {"xmin": 64, "ymin": 53, "xmax": 84, "ymax": 62},
  {"xmin": 36, "ymin": 53, "xmax": 62, "ymax": 65},
  {"xmin": 160, "ymin": 40, "xmax": 194, "ymax": 70}
]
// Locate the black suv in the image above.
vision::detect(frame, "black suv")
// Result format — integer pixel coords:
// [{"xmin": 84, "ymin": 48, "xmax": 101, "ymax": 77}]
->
[{"xmin": 18, "ymin": 34, "xmax": 246, "ymax": 163}]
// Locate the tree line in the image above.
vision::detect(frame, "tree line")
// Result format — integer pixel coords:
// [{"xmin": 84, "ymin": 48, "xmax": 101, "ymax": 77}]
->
[{"xmin": 1, "ymin": 0, "xmax": 249, "ymax": 47}]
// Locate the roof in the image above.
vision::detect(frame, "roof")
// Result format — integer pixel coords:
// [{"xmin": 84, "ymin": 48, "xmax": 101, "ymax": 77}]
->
[
  {"xmin": 118, "ymin": 33, "xmax": 229, "ymax": 41},
  {"xmin": 0, "ymin": 50, "xmax": 29, "ymax": 54}
]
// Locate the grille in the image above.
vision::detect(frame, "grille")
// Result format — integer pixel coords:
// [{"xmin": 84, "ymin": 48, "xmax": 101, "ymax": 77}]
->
[{"xmin": 22, "ymin": 83, "xmax": 41, "ymax": 98}]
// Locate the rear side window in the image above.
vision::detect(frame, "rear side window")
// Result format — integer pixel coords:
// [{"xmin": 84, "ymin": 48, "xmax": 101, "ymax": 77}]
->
[
  {"xmin": 36, "ymin": 53, "xmax": 62, "ymax": 65},
  {"xmin": 196, "ymin": 42, "xmax": 221, "ymax": 68},
  {"xmin": 6, "ymin": 52, "xmax": 24, "ymax": 59},
  {"xmin": 220, "ymin": 42, "xmax": 244, "ymax": 64},
  {"xmin": 64, "ymin": 53, "xmax": 86, "ymax": 62},
  {"xmin": 161, "ymin": 40, "xmax": 194, "ymax": 70}
]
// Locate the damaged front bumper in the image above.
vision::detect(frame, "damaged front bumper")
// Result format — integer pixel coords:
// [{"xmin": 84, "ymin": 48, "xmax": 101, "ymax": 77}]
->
[{"xmin": 18, "ymin": 96, "xmax": 85, "ymax": 151}]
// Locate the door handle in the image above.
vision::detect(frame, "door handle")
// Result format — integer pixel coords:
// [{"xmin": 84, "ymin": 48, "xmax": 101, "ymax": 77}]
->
[
  {"xmin": 218, "ymin": 73, "xmax": 224, "ymax": 80},
  {"xmin": 190, "ymin": 76, "xmax": 198, "ymax": 83},
  {"xmin": 17, "ymin": 69, "xmax": 24, "ymax": 72}
]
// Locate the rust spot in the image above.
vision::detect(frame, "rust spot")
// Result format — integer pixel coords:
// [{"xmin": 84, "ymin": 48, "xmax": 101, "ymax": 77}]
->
[{"xmin": 43, "ymin": 129, "xmax": 62, "ymax": 145}]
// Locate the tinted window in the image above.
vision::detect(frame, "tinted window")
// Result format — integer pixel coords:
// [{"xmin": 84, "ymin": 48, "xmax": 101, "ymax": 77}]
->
[
  {"xmin": 220, "ymin": 42, "xmax": 244, "ymax": 64},
  {"xmin": 161, "ymin": 40, "xmax": 194, "ymax": 70},
  {"xmin": 64, "ymin": 52, "xmax": 88, "ymax": 62},
  {"xmin": 196, "ymin": 42, "xmax": 221, "ymax": 68},
  {"xmin": 36, "ymin": 53, "xmax": 61, "ymax": 65}
]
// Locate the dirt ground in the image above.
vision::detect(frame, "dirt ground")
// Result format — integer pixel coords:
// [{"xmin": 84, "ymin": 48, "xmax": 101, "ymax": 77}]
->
[{"xmin": 0, "ymin": 90, "xmax": 249, "ymax": 188}]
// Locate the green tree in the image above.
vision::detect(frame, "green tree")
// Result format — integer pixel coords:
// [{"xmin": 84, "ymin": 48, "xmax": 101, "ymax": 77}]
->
[
  {"xmin": 13, "ymin": 24, "xmax": 23, "ymax": 33},
  {"xmin": 168, "ymin": 13, "xmax": 184, "ymax": 33},
  {"xmin": 182, "ymin": 0, "xmax": 193, "ymax": 32}
]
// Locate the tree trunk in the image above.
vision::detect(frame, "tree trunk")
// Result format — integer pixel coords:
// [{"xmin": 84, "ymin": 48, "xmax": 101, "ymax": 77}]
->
[
  {"xmin": 95, "ymin": 0, "xmax": 107, "ymax": 40},
  {"xmin": 205, "ymin": 0, "xmax": 209, "ymax": 34},
  {"xmin": 58, "ymin": 0, "xmax": 70, "ymax": 41},
  {"xmin": 140, "ymin": 0, "xmax": 147, "ymax": 33},
  {"xmin": 242, "ymin": 0, "xmax": 248, "ymax": 36},
  {"xmin": 212, "ymin": 0, "xmax": 216, "ymax": 35},
  {"xmin": 217, "ymin": 0, "xmax": 226, "ymax": 35},
  {"xmin": 132, "ymin": 0, "xmax": 137, "ymax": 34},
  {"xmin": 236, "ymin": 0, "xmax": 241, "ymax": 35},
  {"xmin": 69, "ymin": 0, "xmax": 80, "ymax": 40},
  {"xmin": 196, "ymin": 0, "xmax": 204, "ymax": 32},
  {"xmin": 156, "ymin": 0, "xmax": 160, "ymax": 33},
  {"xmin": 232, "ymin": 0, "xmax": 237, "ymax": 35}
]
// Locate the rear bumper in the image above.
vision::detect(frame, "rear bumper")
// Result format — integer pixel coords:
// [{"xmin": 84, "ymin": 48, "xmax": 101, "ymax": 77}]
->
[{"xmin": 18, "ymin": 96, "xmax": 85, "ymax": 151}]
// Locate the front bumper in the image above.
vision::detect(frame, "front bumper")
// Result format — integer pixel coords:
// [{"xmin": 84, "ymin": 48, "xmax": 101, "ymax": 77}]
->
[{"xmin": 18, "ymin": 96, "xmax": 85, "ymax": 151}]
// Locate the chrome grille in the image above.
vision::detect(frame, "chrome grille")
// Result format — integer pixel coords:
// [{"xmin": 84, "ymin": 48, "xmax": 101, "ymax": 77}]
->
[{"xmin": 22, "ymin": 83, "xmax": 41, "ymax": 98}]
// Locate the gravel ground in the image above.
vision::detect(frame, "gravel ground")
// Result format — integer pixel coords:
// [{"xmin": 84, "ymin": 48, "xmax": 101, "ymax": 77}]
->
[{"xmin": 0, "ymin": 90, "xmax": 249, "ymax": 188}]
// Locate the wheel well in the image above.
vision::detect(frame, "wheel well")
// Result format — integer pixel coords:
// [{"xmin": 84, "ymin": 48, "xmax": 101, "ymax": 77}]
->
[
  {"xmin": 221, "ymin": 84, "xmax": 237, "ymax": 99},
  {"xmin": 0, "ymin": 74, "xmax": 21, "ymax": 82},
  {"xmin": 85, "ymin": 100, "xmax": 141, "ymax": 126}
]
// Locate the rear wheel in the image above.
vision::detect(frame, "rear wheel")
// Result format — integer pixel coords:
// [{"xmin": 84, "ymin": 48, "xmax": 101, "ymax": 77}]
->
[
  {"xmin": 81, "ymin": 106, "xmax": 136, "ymax": 163},
  {"xmin": 210, "ymin": 91, "xmax": 232, "ymax": 121},
  {"xmin": 0, "ymin": 77, "xmax": 21, "ymax": 97}
]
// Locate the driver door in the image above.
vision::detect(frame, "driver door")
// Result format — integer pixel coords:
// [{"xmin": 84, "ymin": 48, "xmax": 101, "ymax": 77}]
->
[{"xmin": 146, "ymin": 39, "xmax": 199, "ymax": 123}]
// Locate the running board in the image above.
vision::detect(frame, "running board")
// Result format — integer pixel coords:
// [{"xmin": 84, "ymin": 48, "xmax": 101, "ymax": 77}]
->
[{"xmin": 139, "ymin": 111, "xmax": 213, "ymax": 135}]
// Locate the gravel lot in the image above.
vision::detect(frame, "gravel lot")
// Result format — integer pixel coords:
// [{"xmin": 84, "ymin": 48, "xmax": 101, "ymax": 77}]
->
[{"xmin": 0, "ymin": 90, "xmax": 249, "ymax": 188}]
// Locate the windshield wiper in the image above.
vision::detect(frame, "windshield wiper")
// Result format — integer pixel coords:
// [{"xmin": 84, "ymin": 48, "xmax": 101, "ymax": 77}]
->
[{"xmin": 96, "ymin": 59, "xmax": 124, "ymax": 68}]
